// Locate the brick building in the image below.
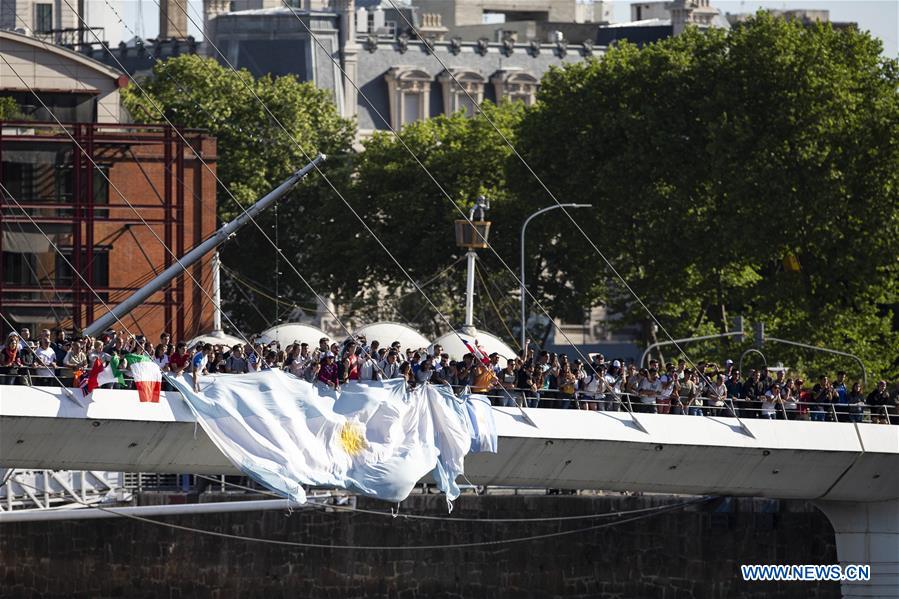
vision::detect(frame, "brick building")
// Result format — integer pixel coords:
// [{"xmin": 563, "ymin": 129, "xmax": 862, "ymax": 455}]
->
[{"xmin": 1, "ymin": 30, "xmax": 217, "ymax": 339}]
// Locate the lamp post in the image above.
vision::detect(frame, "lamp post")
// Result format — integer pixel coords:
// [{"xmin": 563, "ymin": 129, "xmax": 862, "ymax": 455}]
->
[
  {"xmin": 454, "ymin": 196, "xmax": 491, "ymax": 335},
  {"xmin": 519, "ymin": 203, "xmax": 591, "ymax": 350}
]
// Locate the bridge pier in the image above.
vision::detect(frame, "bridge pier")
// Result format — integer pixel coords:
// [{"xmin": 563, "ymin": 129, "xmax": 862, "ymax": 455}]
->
[{"xmin": 815, "ymin": 499, "xmax": 899, "ymax": 598}]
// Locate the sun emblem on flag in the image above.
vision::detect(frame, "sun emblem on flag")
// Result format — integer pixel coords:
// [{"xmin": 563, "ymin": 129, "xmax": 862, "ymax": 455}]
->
[{"xmin": 339, "ymin": 421, "xmax": 367, "ymax": 456}]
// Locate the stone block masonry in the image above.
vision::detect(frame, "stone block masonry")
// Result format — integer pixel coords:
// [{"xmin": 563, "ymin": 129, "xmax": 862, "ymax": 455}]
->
[{"xmin": 0, "ymin": 494, "xmax": 838, "ymax": 598}]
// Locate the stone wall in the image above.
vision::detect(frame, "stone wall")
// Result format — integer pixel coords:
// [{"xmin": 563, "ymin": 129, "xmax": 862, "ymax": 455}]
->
[{"xmin": 0, "ymin": 494, "xmax": 839, "ymax": 598}]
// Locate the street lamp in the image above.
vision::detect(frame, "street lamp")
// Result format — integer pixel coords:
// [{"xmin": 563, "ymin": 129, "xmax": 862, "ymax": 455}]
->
[
  {"xmin": 520, "ymin": 203, "xmax": 591, "ymax": 350},
  {"xmin": 455, "ymin": 196, "xmax": 491, "ymax": 334}
]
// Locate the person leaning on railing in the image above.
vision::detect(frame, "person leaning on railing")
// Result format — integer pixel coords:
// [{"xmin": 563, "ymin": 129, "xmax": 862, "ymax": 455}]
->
[
  {"xmin": 682, "ymin": 370, "xmax": 703, "ymax": 416},
  {"xmin": 867, "ymin": 380, "xmax": 894, "ymax": 425},
  {"xmin": 706, "ymin": 374, "xmax": 728, "ymax": 417},
  {"xmin": 760, "ymin": 384, "xmax": 784, "ymax": 419},
  {"xmin": 516, "ymin": 363, "xmax": 539, "ymax": 408},
  {"xmin": 0, "ymin": 332, "xmax": 22, "ymax": 385},
  {"xmin": 811, "ymin": 375, "xmax": 837, "ymax": 422},
  {"xmin": 847, "ymin": 382, "xmax": 866, "ymax": 423}
]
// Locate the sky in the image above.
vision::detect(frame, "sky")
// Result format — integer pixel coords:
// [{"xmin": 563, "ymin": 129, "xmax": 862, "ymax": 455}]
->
[
  {"xmin": 614, "ymin": 1, "xmax": 898, "ymax": 56},
  {"xmin": 108, "ymin": 0, "xmax": 897, "ymax": 57}
]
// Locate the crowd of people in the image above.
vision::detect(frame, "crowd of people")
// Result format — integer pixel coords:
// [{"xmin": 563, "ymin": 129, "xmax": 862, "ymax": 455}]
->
[{"xmin": 1, "ymin": 327, "xmax": 896, "ymax": 424}]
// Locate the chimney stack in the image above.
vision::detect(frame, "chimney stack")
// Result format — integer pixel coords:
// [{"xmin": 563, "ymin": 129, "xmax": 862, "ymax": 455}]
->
[{"xmin": 159, "ymin": 0, "xmax": 189, "ymax": 39}]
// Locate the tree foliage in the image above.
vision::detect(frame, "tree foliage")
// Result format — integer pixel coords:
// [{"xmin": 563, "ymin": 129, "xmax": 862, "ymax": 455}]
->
[
  {"xmin": 121, "ymin": 55, "xmax": 355, "ymax": 331},
  {"xmin": 515, "ymin": 13, "xmax": 899, "ymax": 378},
  {"xmin": 340, "ymin": 100, "xmax": 611, "ymax": 343},
  {"xmin": 0, "ymin": 96, "xmax": 25, "ymax": 120},
  {"xmin": 119, "ymin": 17, "xmax": 899, "ymax": 380}
]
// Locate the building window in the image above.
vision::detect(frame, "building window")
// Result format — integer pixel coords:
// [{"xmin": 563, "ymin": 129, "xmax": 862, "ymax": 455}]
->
[
  {"xmin": 1, "ymin": 252, "xmax": 38, "ymax": 286},
  {"xmin": 491, "ymin": 69, "xmax": 539, "ymax": 106},
  {"xmin": 55, "ymin": 248, "xmax": 110, "ymax": 288},
  {"xmin": 384, "ymin": 67, "xmax": 432, "ymax": 129},
  {"xmin": 34, "ymin": 3, "xmax": 53, "ymax": 33},
  {"xmin": 438, "ymin": 69, "xmax": 485, "ymax": 116}
]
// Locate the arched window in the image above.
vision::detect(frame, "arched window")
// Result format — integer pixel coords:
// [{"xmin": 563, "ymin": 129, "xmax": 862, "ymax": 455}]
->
[
  {"xmin": 491, "ymin": 69, "xmax": 539, "ymax": 106},
  {"xmin": 384, "ymin": 67, "xmax": 432, "ymax": 129},
  {"xmin": 438, "ymin": 69, "xmax": 485, "ymax": 117}
]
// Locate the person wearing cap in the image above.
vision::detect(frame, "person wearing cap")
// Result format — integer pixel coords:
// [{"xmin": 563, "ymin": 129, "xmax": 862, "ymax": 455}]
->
[
  {"xmin": 589, "ymin": 353, "xmax": 605, "ymax": 374},
  {"xmin": 723, "ymin": 359, "xmax": 734, "ymax": 377},
  {"xmin": 602, "ymin": 361, "xmax": 623, "ymax": 411}
]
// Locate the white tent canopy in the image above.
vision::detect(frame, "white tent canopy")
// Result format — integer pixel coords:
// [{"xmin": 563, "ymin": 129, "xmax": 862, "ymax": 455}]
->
[
  {"xmin": 187, "ymin": 330, "xmax": 246, "ymax": 348},
  {"xmin": 259, "ymin": 323, "xmax": 328, "ymax": 347},
  {"xmin": 431, "ymin": 329, "xmax": 517, "ymax": 361},
  {"xmin": 354, "ymin": 322, "xmax": 430, "ymax": 352}
]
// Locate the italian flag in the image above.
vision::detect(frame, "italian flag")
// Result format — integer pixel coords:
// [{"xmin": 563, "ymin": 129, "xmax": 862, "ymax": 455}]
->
[
  {"xmin": 125, "ymin": 353, "xmax": 162, "ymax": 403},
  {"xmin": 81, "ymin": 358, "xmax": 116, "ymax": 398}
]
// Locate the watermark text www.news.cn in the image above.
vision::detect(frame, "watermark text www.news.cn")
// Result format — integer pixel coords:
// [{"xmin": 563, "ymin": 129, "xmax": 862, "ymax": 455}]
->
[{"xmin": 741, "ymin": 564, "xmax": 871, "ymax": 582}]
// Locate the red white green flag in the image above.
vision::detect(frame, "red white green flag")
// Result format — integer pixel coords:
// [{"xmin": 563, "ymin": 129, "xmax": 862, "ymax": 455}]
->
[{"xmin": 125, "ymin": 353, "xmax": 162, "ymax": 403}]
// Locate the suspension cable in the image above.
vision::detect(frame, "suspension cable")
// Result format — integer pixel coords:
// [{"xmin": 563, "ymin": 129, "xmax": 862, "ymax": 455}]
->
[
  {"xmin": 71, "ymin": 2, "xmax": 391, "ymax": 377},
  {"xmin": 9, "ymin": 478, "xmax": 711, "ymax": 550},
  {"xmin": 157, "ymin": 0, "xmax": 613, "ymax": 419},
  {"xmin": 380, "ymin": 0, "xmax": 732, "ymax": 403},
  {"xmin": 192, "ymin": 474, "xmax": 709, "ymax": 523},
  {"xmin": 190, "ymin": 0, "xmax": 643, "ymax": 422},
  {"xmin": 1, "ymin": 55, "xmax": 262, "ymax": 354},
  {"xmin": 0, "ymin": 183, "xmax": 154, "ymax": 359}
]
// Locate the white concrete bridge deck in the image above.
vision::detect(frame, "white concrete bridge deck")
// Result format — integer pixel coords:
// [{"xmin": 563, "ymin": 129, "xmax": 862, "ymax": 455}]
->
[{"xmin": 1, "ymin": 384, "xmax": 897, "ymax": 598}]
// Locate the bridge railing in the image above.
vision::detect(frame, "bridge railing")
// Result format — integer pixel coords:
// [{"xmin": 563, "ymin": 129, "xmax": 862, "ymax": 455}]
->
[
  {"xmin": 445, "ymin": 385, "xmax": 895, "ymax": 424},
  {"xmin": 1, "ymin": 367, "xmax": 894, "ymax": 424}
]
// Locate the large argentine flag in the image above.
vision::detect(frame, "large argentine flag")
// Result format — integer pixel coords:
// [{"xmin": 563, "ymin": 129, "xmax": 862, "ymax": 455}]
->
[{"xmin": 166, "ymin": 370, "xmax": 487, "ymax": 506}]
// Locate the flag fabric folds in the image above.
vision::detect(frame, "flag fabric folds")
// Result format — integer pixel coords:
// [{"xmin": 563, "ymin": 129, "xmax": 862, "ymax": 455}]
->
[
  {"xmin": 460, "ymin": 337, "xmax": 491, "ymax": 365},
  {"xmin": 125, "ymin": 353, "xmax": 162, "ymax": 403},
  {"xmin": 166, "ymin": 370, "xmax": 494, "ymax": 507},
  {"xmin": 464, "ymin": 393, "xmax": 498, "ymax": 454},
  {"xmin": 80, "ymin": 358, "xmax": 114, "ymax": 399}
]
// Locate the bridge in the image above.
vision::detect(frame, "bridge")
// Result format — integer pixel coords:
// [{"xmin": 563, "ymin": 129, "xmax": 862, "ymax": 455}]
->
[{"xmin": 1, "ymin": 383, "xmax": 897, "ymax": 598}]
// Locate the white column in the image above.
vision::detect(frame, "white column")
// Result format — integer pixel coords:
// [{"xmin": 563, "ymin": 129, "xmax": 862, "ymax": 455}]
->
[
  {"xmin": 464, "ymin": 250, "xmax": 476, "ymax": 330},
  {"xmin": 815, "ymin": 499, "xmax": 899, "ymax": 598},
  {"xmin": 211, "ymin": 251, "xmax": 222, "ymax": 333}
]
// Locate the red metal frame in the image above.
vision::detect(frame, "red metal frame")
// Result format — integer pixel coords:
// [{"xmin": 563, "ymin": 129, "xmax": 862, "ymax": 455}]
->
[{"xmin": 1, "ymin": 121, "xmax": 191, "ymax": 333}]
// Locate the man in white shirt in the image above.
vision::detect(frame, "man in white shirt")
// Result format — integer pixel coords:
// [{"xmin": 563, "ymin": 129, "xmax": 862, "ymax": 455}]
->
[
  {"xmin": 706, "ymin": 373, "xmax": 729, "ymax": 416},
  {"xmin": 637, "ymin": 368, "xmax": 662, "ymax": 413},
  {"xmin": 34, "ymin": 335, "xmax": 57, "ymax": 386},
  {"xmin": 603, "ymin": 361, "xmax": 624, "ymax": 411},
  {"xmin": 582, "ymin": 364, "xmax": 610, "ymax": 411}
]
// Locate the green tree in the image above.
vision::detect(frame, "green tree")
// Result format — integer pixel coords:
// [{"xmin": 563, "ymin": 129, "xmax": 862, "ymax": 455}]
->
[
  {"xmin": 515, "ymin": 13, "xmax": 899, "ymax": 379},
  {"xmin": 121, "ymin": 55, "xmax": 355, "ymax": 333},
  {"xmin": 347, "ymin": 101, "xmax": 604, "ymax": 344},
  {"xmin": 0, "ymin": 96, "xmax": 25, "ymax": 120}
]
